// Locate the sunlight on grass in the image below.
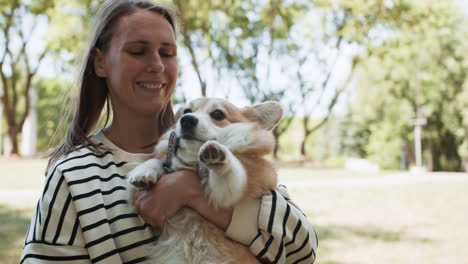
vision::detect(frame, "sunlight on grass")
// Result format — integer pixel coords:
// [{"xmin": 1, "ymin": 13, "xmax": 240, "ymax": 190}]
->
[
  {"xmin": 278, "ymin": 167, "xmax": 389, "ymax": 182},
  {"xmin": 0, "ymin": 206, "xmax": 31, "ymax": 264},
  {"xmin": 291, "ymin": 181, "xmax": 468, "ymax": 264}
]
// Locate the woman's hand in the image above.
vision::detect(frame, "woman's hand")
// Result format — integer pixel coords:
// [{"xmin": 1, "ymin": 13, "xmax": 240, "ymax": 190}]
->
[
  {"xmin": 133, "ymin": 170, "xmax": 199, "ymax": 229},
  {"xmin": 133, "ymin": 169, "xmax": 233, "ymax": 230}
]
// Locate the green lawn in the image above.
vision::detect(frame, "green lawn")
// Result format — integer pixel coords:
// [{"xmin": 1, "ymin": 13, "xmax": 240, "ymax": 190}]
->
[
  {"xmin": 0, "ymin": 206, "xmax": 30, "ymax": 264},
  {"xmin": 2, "ymin": 158, "xmax": 468, "ymax": 264}
]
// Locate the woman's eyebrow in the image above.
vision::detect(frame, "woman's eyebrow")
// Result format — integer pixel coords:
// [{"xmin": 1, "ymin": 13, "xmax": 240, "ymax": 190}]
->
[
  {"xmin": 126, "ymin": 40, "xmax": 176, "ymax": 47},
  {"xmin": 161, "ymin": 42, "xmax": 177, "ymax": 48},
  {"xmin": 126, "ymin": 40, "xmax": 149, "ymax": 45}
]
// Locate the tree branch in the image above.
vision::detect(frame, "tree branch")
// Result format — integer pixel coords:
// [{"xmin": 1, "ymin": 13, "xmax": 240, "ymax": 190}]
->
[
  {"xmin": 305, "ymin": 57, "xmax": 357, "ymax": 135},
  {"xmin": 173, "ymin": 0, "xmax": 207, "ymax": 97}
]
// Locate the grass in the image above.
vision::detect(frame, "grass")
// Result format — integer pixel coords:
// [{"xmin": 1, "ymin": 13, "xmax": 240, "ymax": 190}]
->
[
  {"xmin": 291, "ymin": 181, "xmax": 468, "ymax": 264},
  {"xmin": 1, "ymin": 158, "xmax": 468, "ymax": 263},
  {"xmin": 0, "ymin": 206, "xmax": 31, "ymax": 264}
]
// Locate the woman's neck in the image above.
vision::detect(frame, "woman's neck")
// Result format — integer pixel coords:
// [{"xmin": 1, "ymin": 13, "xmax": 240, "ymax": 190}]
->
[{"xmin": 103, "ymin": 116, "xmax": 161, "ymax": 154}]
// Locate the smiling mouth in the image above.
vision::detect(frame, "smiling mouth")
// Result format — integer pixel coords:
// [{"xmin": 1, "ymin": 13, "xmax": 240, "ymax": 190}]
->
[{"xmin": 136, "ymin": 82, "xmax": 166, "ymax": 91}]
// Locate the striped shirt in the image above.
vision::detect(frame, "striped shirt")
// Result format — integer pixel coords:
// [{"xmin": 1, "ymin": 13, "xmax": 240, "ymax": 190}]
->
[{"xmin": 21, "ymin": 131, "xmax": 318, "ymax": 263}]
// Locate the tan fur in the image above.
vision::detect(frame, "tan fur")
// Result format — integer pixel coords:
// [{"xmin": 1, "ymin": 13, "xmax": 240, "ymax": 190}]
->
[
  {"xmin": 128, "ymin": 97, "xmax": 283, "ymax": 264},
  {"xmin": 237, "ymin": 155, "xmax": 277, "ymax": 200}
]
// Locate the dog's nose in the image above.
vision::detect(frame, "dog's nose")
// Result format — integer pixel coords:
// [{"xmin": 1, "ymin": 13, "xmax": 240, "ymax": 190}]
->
[{"xmin": 180, "ymin": 115, "xmax": 198, "ymax": 130}]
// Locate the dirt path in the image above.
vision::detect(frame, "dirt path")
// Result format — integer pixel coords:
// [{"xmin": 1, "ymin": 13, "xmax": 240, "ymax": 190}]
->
[{"xmin": 0, "ymin": 189, "xmax": 41, "ymax": 209}]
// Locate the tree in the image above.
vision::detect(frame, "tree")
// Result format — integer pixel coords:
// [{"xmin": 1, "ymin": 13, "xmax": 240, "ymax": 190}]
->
[
  {"xmin": 0, "ymin": 0, "xmax": 55, "ymax": 155},
  {"xmin": 0, "ymin": 0, "xmax": 102, "ymax": 156},
  {"xmin": 290, "ymin": 0, "xmax": 416, "ymax": 159},
  {"xmin": 35, "ymin": 77, "xmax": 70, "ymax": 152},
  {"xmin": 171, "ymin": 0, "xmax": 222, "ymax": 97},
  {"xmin": 202, "ymin": 0, "xmax": 308, "ymax": 158},
  {"xmin": 349, "ymin": 0, "xmax": 468, "ymax": 171},
  {"xmin": 167, "ymin": 0, "xmax": 309, "ymax": 158}
]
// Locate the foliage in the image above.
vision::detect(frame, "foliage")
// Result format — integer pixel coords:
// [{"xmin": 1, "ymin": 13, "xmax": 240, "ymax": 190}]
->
[
  {"xmin": 171, "ymin": 0, "xmax": 311, "ymax": 156},
  {"xmin": 1, "ymin": 0, "xmax": 467, "ymax": 167},
  {"xmin": 35, "ymin": 77, "xmax": 70, "ymax": 152},
  {"xmin": 0, "ymin": 0, "xmax": 100, "ymax": 155},
  {"xmin": 0, "ymin": 0, "xmax": 52, "ymax": 155},
  {"xmin": 349, "ymin": 0, "xmax": 468, "ymax": 171}
]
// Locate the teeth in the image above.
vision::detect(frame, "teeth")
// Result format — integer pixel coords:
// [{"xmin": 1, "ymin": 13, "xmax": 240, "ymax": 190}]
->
[{"xmin": 138, "ymin": 82, "xmax": 164, "ymax": 89}]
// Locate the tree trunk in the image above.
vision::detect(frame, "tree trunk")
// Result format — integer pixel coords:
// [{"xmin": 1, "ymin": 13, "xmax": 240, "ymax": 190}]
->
[
  {"xmin": 271, "ymin": 117, "xmax": 295, "ymax": 160},
  {"xmin": 272, "ymin": 128, "xmax": 281, "ymax": 159},
  {"xmin": 273, "ymin": 139, "xmax": 280, "ymax": 160},
  {"xmin": 427, "ymin": 136, "xmax": 433, "ymax": 171},
  {"xmin": 6, "ymin": 127, "xmax": 19, "ymax": 156},
  {"xmin": 175, "ymin": 1, "xmax": 207, "ymax": 97},
  {"xmin": 300, "ymin": 117, "xmax": 309, "ymax": 158}
]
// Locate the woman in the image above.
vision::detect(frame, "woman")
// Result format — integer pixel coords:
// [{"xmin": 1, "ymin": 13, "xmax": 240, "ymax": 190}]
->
[{"xmin": 20, "ymin": 0, "xmax": 318, "ymax": 263}]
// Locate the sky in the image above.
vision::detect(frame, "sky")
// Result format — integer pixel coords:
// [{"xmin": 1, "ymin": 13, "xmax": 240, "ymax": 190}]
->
[{"xmin": 456, "ymin": 0, "xmax": 468, "ymax": 15}]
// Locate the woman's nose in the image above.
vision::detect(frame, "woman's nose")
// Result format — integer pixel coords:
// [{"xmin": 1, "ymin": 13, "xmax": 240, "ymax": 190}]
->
[{"xmin": 147, "ymin": 52, "xmax": 164, "ymax": 73}]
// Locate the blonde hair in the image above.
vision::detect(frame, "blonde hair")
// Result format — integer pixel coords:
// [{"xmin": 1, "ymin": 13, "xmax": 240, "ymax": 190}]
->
[{"xmin": 48, "ymin": 0, "xmax": 180, "ymax": 167}]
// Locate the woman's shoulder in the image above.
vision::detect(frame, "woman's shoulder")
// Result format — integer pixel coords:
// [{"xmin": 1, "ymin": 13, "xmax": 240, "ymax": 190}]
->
[{"xmin": 48, "ymin": 141, "xmax": 115, "ymax": 175}]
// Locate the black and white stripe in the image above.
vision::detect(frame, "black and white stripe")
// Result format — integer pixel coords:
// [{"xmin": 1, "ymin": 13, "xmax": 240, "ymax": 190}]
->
[
  {"xmin": 250, "ymin": 186, "xmax": 318, "ymax": 264},
  {"xmin": 21, "ymin": 142, "xmax": 154, "ymax": 263}
]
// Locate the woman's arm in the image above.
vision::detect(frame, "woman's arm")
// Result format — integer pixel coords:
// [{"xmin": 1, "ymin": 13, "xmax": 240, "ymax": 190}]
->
[
  {"xmin": 21, "ymin": 164, "xmax": 90, "ymax": 264},
  {"xmin": 134, "ymin": 169, "xmax": 233, "ymax": 230},
  {"xmin": 227, "ymin": 185, "xmax": 318, "ymax": 264}
]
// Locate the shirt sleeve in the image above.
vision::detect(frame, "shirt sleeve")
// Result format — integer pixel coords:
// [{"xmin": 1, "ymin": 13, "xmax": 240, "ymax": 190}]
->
[
  {"xmin": 225, "ymin": 185, "xmax": 318, "ymax": 264},
  {"xmin": 20, "ymin": 165, "xmax": 90, "ymax": 264}
]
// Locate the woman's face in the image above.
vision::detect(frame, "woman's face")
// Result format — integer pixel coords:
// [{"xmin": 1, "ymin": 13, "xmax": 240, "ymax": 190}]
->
[{"xmin": 94, "ymin": 9, "xmax": 178, "ymax": 118}]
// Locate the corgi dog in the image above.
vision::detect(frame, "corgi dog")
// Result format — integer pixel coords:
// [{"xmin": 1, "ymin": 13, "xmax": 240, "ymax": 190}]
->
[{"xmin": 127, "ymin": 97, "xmax": 283, "ymax": 264}]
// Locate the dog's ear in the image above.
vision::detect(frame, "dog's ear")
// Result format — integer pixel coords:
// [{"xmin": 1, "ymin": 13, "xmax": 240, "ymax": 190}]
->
[
  {"xmin": 250, "ymin": 101, "xmax": 283, "ymax": 130},
  {"xmin": 174, "ymin": 106, "xmax": 185, "ymax": 121}
]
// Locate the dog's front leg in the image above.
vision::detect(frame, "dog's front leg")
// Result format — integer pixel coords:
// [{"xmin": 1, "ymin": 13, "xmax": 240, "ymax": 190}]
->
[
  {"xmin": 126, "ymin": 159, "xmax": 166, "ymax": 203},
  {"xmin": 199, "ymin": 140, "xmax": 247, "ymax": 208},
  {"xmin": 127, "ymin": 158, "xmax": 166, "ymax": 188}
]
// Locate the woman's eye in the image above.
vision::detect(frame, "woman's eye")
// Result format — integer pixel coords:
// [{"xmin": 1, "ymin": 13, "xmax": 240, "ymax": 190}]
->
[
  {"xmin": 160, "ymin": 51, "xmax": 175, "ymax": 57},
  {"xmin": 128, "ymin": 50, "xmax": 144, "ymax": 56},
  {"xmin": 183, "ymin": 109, "xmax": 192, "ymax": 114},
  {"xmin": 210, "ymin": 110, "xmax": 225, "ymax": 121}
]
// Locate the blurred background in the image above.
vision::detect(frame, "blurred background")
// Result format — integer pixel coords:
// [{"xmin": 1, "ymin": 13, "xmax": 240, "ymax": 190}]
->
[{"xmin": 1, "ymin": 0, "xmax": 468, "ymax": 263}]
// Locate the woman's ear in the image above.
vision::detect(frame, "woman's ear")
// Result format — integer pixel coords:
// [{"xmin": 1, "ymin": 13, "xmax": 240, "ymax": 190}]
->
[{"xmin": 93, "ymin": 48, "xmax": 107, "ymax": 78}]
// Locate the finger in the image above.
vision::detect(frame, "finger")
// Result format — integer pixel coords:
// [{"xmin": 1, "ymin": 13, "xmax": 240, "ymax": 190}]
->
[
  {"xmin": 153, "ymin": 215, "xmax": 165, "ymax": 229},
  {"xmin": 141, "ymin": 215, "xmax": 154, "ymax": 227},
  {"xmin": 133, "ymin": 191, "xmax": 150, "ymax": 211},
  {"xmin": 134, "ymin": 189, "xmax": 149, "ymax": 205},
  {"xmin": 141, "ymin": 210, "xmax": 161, "ymax": 229},
  {"xmin": 132, "ymin": 190, "xmax": 140, "ymax": 205}
]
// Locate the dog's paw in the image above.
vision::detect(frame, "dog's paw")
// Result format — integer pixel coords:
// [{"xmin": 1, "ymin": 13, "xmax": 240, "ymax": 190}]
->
[
  {"xmin": 199, "ymin": 140, "xmax": 227, "ymax": 165},
  {"xmin": 127, "ymin": 166, "xmax": 158, "ymax": 188}
]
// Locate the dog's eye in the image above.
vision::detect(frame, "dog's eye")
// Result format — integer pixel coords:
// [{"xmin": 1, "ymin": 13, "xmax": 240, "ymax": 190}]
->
[
  {"xmin": 183, "ymin": 109, "xmax": 192, "ymax": 114},
  {"xmin": 210, "ymin": 110, "xmax": 225, "ymax": 121}
]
